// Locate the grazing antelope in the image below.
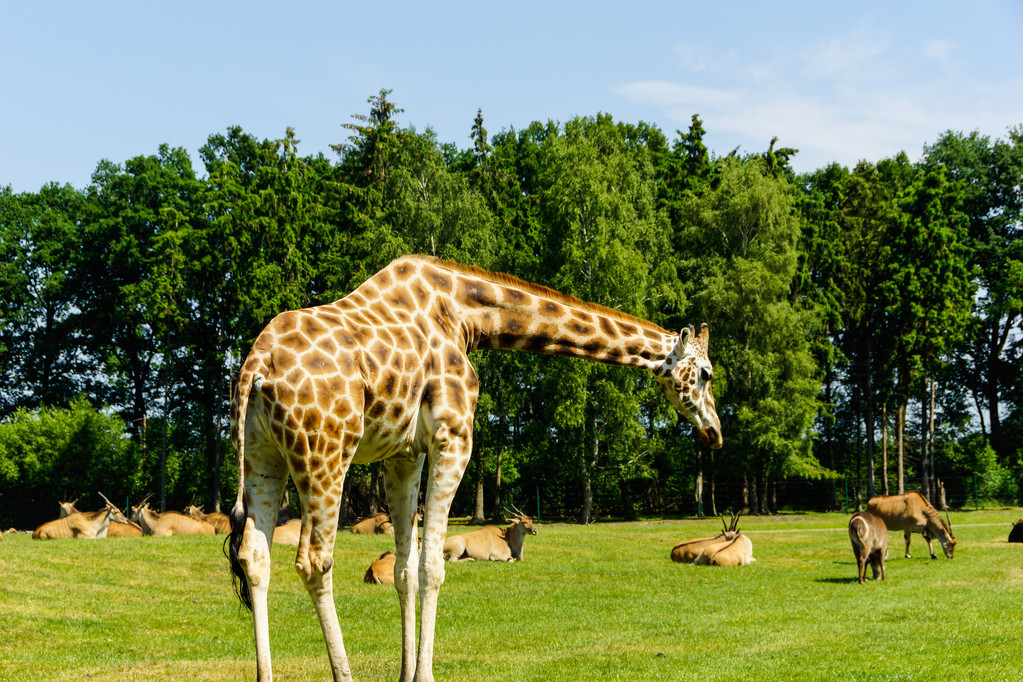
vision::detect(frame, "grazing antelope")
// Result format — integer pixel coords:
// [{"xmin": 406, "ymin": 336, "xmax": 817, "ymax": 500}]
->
[
  {"xmin": 32, "ymin": 494, "xmax": 131, "ymax": 539},
  {"xmin": 670, "ymin": 514, "xmax": 740, "ymax": 563},
  {"xmin": 183, "ymin": 504, "xmax": 232, "ymax": 534},
  {"xmin": 867, "ymin": 491, "xmax": 956, "ymax": 559},
  {"xmin": 228, "ymin": 256, "xmax": 721, "ymax": 682},
  {"xmin": 351, "ymin": 512, "xmax": 393, "ymax": 535},
  {"xmin": 849, "ymin": 511, "xmax": 888, "ymax": 584},
  {"xmin": 365, "ymin": 551, "xmax": 397, "ymax": 584},
  {"xmin": 272, "ymin": 518, "xmax": 302, "ymax": 546},
  {"xmin": 131, "ymin": 498, "xmax": 216, "ymax": 536},
  {"xmin": 443, "ymin": 512, "xmax": 537, "ymax": 562}
]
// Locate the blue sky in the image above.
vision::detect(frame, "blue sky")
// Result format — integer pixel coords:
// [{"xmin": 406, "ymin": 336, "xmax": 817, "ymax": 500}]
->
[{"xmin": 3, "ymin": 1, "xmax": 1021, "ymax": 193}]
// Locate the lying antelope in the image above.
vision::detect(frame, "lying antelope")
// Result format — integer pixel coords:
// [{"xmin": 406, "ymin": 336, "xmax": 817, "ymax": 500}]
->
[
  {"xmin": 693, "ymin": 532, "xmax": 755, "ymax": 566},
  {"xmin": 131, "ymin": 498, "xmax": 216, "ymax": 536},
  {"xmin": 443, "ymin": 512, "xmax": 537, "ymax": 562},
  {"xmin": 351, "ymin": 512, "xmax": 394, "ymax": 535},
  {"xmin": 183, "ymin": 504, "xmax": 231, "ymax": 534},
  {"xmin": 33, "ymin": 494, "xmax": 131, "ymax": 539},
  {"xmin": 364, "ymin": 551, "xmax": 397, "ymax": 584},
  {"xmin": 849, "ymin": 511, "xmax": 888, "ymax": 583},
  {"xmin": 60, "ymin": 499, "xmax": 142, "ymax": 536},
  {"xmin": 671, "ymin": 514, "xmax": 740, "ymax": 563},
  {"xmin": 272, "ymin": 518, "xmax": 302, "ymax": 546},
  {"xmin": 867, "ymin": 491, "xmax": 956, "ymax": 559}
]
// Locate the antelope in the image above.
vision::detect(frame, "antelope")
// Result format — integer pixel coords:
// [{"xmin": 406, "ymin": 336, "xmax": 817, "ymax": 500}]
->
[
  {"xmin": 867, "ymin": 491, "xmax": 956, "ymax": 559},
  {"xmin": 183, "ymin": 504, "xmax": 232, "ymax": 534},
  {"xmin": 365, "ymin": 551, "xmax": 397, "ymax": 584},
  {"xmin": 272, "ymin": 518, "xmax": 302, "ymax": 546},
  {"xmin": 130, "ymin": 497, "xmax": 216, "ymax": 536},
  {"xmin": 693, "ymin": 532, "xmax": 755, "ymax": 566},
  {"xmin": 849, "ymin": 511, "xmax": 888, "ymax": 583},
  {"xmin": 351, "ymin": 512, "xmax": 394, "ymax": 535},
  {"xmin": 60, "ymin": 499, "xmax": 142, "ymax": 536},
  {"xmin": 1009, "ymin": 519, "xmax": 1023, "ymax": 543},
  {"xmin": 32, "ymin": 494, "xmax": 131, "ymax": 539},
  {"xmin": 670, "ymin": 514, "xmax": 740, "ymax": 563},
  {"xmin": 443, "ymin": 511, "xmax": 537, "ymax": 562}
]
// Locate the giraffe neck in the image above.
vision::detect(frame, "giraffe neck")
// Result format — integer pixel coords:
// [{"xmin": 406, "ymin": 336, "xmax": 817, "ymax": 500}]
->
[{"xmin": 433, "ymin": 261, "xmax": 677, "ymax": 373}]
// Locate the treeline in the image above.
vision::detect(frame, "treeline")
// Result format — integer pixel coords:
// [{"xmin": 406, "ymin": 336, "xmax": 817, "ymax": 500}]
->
[{"xmin": 1, "ymin": 90, "xmax": 1021, "ymax": 528}]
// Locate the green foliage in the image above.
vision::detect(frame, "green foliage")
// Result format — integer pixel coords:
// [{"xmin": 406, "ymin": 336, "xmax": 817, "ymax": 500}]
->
[
  {"xmin": 1, "ymin": 92, "xmax": 1016, "ymax": 520},
  {"xmin": 0, "ymin": 398, "xmax": 141, "ymax": 527}
]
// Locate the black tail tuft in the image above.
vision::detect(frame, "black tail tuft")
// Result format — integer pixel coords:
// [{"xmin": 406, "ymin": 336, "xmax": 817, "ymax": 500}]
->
[{"xmin": 225, "ymin": 499, "xmax": 253, "ymax": 611}]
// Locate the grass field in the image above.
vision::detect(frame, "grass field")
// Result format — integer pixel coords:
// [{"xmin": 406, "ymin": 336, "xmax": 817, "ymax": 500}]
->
[{"xmin": 2, "ymin": 509, "xmax": 1021, "ymax": 681}]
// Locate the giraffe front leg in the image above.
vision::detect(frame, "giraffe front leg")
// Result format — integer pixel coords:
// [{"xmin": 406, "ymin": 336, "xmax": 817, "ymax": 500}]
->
[{"xmin": 383, "ymin": 455, "xmax": 426, "ymax": 682}]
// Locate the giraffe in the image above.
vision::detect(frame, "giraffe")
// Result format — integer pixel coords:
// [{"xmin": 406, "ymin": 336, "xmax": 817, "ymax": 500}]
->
[{"xmin": 228, "ymin": 254, "xmax": 722, "ymax": 682}]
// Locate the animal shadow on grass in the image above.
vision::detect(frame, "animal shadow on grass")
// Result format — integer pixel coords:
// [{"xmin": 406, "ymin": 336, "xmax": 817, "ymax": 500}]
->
[{"xmin": 815, "ymin": 576, "xmax": 861, "ymax": 585}]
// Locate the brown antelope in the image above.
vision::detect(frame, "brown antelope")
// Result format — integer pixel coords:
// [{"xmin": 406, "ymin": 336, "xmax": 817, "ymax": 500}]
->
[
  {"xmin": 670, "ymin": 514, "xmax": 740, "ymax": 563},
  {"xmin": 60, "ymin": 498, "xmax": 142, "ymax": 536},
  {"xmin": 443, "ymin": 512, "xmax": 537, "ymax": 562},
  {"xmin": 693, "ymin": 531, "xmax": 755, "ymax": 566},
  {"xmin": 365, "ymin": 551, "xmax": 397, "ymax": 584},
  {"xmin": 351, "ymin": 512, "xmax": 393, "ymax": 535},
  {"xmin": 131, "ymin": 498, "xmax": 216, "ymax": 536},
  {"xmin": 849, "ymin": 511, "xmax": 888, "ymax": 583},
  {"xmin": 183, "ymin": 504, "xmax": 231, "ymax": 534},
  {"xmin": 32, "ymin": 494, "xmax": 131, "ymax": 539},
  {"xmin": 867, "ymin": 491, "xmax": 956, "ymax": 559},
  {"xmin": 272, "ymin": 518, "xmax": 302, "ymax": 546}
]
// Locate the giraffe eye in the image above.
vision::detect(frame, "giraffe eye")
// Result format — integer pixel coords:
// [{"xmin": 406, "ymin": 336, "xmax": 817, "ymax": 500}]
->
[{"xmin": 700, "ymin": 367, "xmax": 713, "ymax": 382}]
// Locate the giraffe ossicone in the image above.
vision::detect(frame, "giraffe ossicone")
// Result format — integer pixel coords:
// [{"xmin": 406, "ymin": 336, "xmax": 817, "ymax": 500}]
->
[{"xmin": 228, "ymin": 255, "xmax": 722, "ymax": 682}]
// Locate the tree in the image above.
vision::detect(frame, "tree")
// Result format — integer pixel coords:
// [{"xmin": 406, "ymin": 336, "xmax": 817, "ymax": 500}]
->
[{"xmin": 678, "ymin": 157, "xmax": 822, "ymax": 513}]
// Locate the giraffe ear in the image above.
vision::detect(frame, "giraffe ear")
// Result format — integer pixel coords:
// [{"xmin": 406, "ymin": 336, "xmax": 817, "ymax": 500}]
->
[
  {"xmin": 674, "ymin": 327, "xmax": 694, "ymax": 355},
  {"xmin": 698, "ymin": 323, "xmax": 710, "ymax": 344}
]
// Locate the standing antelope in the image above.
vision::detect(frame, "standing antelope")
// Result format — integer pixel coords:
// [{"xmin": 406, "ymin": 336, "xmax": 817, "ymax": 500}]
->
[
  {"xmin": 670, "ymin": 514, "xmax": 740, "ymax": 563},
  {"xmin": 849, "ymin": 511, "xmax": 888, "ymax": 583},
  {"xmin": 131, "ymin": 499, "xmax": 216, "ymax": 536},
  {"xmin": 443, "ymin": 513, "xmax": 537, "ymax": 562},
  {"xmin": 867, "ymin": 492, "xmax": 956, "ymax": 559},
  {"xmin": 32, "ymin": 494, "xmax": 131, "ymax": 539},
  {"xmin": 228, "ymin": 255, "xmax": 721, "ymax": 682}
]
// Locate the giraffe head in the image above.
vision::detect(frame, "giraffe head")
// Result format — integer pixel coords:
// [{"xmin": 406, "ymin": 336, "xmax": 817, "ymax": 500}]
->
[{"xmin": 656, "ymin": 324, "xmax": 722, "ymax": 449}]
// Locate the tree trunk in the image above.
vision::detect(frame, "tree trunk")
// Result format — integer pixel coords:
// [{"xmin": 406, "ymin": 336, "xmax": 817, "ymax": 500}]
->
[
  {"xmin": 881, "ymin": 403, "xmax": 889, "ymax": 496},
  {"xmin": 896, "ymin": 401, "xmax": 906, "ymax": 494},
  {"xmin": 709, "ymin": 449, "xmax": 717, "ymax": 517},
  {"xmin": 471, "ymin": 456, "xmax": 486, "ymax": 525}
]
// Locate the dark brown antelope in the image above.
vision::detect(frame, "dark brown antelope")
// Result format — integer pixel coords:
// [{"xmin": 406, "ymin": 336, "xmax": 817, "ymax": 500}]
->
[
  {"xmin": 33, "ymin": 494, "xmax": 131, "ymax": 539},
  {"xmin": 849, "ymin": 511, "xmax": 888, "ymax": 583},
  {"xmin": 867, "ymin": 492, "xmax": 955, "ymax": 559}
]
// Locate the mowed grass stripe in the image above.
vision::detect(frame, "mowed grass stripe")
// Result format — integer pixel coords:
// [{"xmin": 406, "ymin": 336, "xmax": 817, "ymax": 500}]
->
[{"xmin": 1, "ymin": 509, "xmax": 1021, "ymax": 681}]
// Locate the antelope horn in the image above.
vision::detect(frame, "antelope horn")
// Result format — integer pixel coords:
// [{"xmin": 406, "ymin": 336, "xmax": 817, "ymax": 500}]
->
[
  {"xmin": 137, "ymin": 492, "xmax": 154, "ymax": 507},
  {"xmin": 720, "ymin": 515, "xmax": 728, "ymax": 534},
  {"xmin": 511, "ymin": 503, "xmax": 527, "ymax": 517},
  {"xmin": 945, "ymin": 510, "xmax": 952, "ymax": 531},
  {"xmin": 98, "ymin": 492, "xmax": 118, "ymax": 510}
]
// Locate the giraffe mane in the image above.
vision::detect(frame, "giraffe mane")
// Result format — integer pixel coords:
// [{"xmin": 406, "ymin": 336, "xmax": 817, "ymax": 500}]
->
[{"xmin": 420, "ymin": 256, "xmax": 670, "ymax": 335}]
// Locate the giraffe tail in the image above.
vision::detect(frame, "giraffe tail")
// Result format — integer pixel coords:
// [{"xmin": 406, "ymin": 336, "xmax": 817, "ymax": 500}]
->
[{"xmin": 226, "ymin": 359, "xmax": 265, "ymax": 612}]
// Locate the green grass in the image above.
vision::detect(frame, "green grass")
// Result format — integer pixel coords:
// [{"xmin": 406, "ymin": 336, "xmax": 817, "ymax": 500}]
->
[{"xmin": 2, "ymin": 509, "xmax": 1021, "ymax": 681}]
